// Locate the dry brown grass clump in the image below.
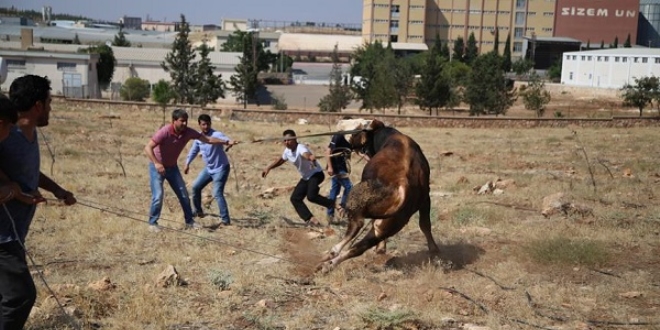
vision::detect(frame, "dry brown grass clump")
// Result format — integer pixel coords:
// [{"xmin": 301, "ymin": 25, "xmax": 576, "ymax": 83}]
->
[{"xmin": 18, "ymin": 100, "xmax": 660, "ymax": 329}]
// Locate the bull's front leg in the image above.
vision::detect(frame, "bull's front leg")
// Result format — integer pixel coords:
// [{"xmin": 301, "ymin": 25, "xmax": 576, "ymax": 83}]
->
[{"xmin": 318, "ymin": 215, "xmax": 364, "ymax": 270}]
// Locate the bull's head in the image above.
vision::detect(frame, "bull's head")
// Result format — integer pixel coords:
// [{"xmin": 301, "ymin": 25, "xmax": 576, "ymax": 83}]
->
[{"xmin": 336, "ymin": 118, "xmax": 385, "ymax": 157}]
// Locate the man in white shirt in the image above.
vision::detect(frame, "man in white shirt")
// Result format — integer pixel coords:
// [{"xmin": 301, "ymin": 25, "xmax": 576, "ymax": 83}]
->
[{"xmin": 262, "ymin": 129, "xmax": 335, "ymax": 227}]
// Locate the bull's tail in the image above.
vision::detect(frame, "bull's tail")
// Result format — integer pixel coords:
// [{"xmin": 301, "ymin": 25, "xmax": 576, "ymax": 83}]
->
[{"xmin": 346, "ymin": 180, "xmax": 395, "ymax": 215}]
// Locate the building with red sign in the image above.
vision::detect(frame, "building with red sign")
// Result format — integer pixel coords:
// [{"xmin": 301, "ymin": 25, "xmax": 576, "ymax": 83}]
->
[{"xmin": 554, "ymin": 0, "xmax": 640, "ymax": 45}]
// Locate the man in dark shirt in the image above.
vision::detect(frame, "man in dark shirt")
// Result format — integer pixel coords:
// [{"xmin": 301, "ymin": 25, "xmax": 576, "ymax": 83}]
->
[{"xmin": 325, "ymin": 132, "xmax": 353, "ymax": 224}]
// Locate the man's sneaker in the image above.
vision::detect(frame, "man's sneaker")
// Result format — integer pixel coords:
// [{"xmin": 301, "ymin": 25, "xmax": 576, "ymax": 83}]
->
[
  {"xmin": 149, "ymin": 225, "xmax": 162, "ymax": 233},
  {"xmin": 185, "ymin": 222, "xmax": 203, "ymax": 230},
  {"xmin": 306, "ymin": 217, "xmax": 323, "ymax": 228},
  {"xmin": 193, "ymin": 211, "xmax": 206, "ymax": 218}
]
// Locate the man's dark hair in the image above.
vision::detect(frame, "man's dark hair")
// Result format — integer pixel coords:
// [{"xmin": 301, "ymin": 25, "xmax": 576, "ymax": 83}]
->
[
  {"xmin": 198, "ymin": 114, "xmax": 212, "ymax": 124},
  {"xmin": 171, "ymin": 109, "xmax": 189, "ymax": 121},
  {"xmin": 0, "ymin": 94, "xmax": 18, "ymax": 124},
  {"xmin": 9, "ymin": 75, "xmax": 52, "ymax": 112},
  {"xmin": 282, "ymin": 129, "xmax": 296, "ymax": 137}
]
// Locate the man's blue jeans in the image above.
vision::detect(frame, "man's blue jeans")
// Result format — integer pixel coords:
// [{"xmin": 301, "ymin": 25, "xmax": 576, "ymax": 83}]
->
[
  {"xmin": 327, "ymin": 172, "xmax": 352, "ymax": 216},
  {"xmin": 148, "ymin": 162, "xmax": 194, "ymax": 225},
  {"xmin": 191, "ymin": 166, "xmax": 231, "ymax": 224}
]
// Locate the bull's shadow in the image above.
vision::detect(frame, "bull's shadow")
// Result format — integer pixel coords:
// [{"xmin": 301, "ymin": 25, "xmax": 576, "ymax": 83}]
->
[{"xmin": 385, "ymin": 241, "xmax": 485, "ymax": 271}]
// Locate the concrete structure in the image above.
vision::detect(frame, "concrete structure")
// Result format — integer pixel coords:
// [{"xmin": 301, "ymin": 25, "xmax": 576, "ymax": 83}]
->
[
  {"xmin": 119, "ymin": 16, "xmax": 142, "ymax": 30},
  {"xmin": 222, "ymin": 18, "xmax": 248, "ymax": 31},
  {"xmin": 554, "ymin": 0, "xmax": 639, "ymax": 46},
  {"xmin": 0, "ymin": 48, "xmax": 100, "ymax": 98},
  {"xmin": 141, "ymin": 21, "xmax": 179, "ymax": 32},
  {"xmin": 361, "ymin": 0, "xmax": 640, "ymax": 58},
  {"xmin": 560, "ymin": 47, "xmax": 660, "ymax": 88},
  {"xmin": 638, "ymin": 0, "xmax": 660, "ymax": 47},
  {"xmin": 0, "ymin": 16, "xmax": 35, "ymax": 26},
  {"xmin": 362, "ymin": 0, "xmax": 557, "ymax": 57}
]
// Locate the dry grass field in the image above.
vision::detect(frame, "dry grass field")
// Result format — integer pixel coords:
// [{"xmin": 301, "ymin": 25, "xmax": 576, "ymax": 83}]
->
[{"xmin": 20, "ymin": 100, "xmax": 660, "ymax": 330}]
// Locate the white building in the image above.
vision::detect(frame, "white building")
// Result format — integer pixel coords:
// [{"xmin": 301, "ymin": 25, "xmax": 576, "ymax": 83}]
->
[
  {"xmin": 0, "ymin": 41, "xmax": 240, "ymax": 101},
  {"xmin": 0, "ymin": 48, "xmax": 100, "ymax": 98},
  {"xmin": 561, "ymin": 48, "xmax": 660, "ymax": 89}
]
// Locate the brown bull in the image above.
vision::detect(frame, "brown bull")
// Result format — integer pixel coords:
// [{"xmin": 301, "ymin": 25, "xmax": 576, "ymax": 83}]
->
[{"xmin": 318, "ymin": 119, "xmax": 443, "ymax": 273}]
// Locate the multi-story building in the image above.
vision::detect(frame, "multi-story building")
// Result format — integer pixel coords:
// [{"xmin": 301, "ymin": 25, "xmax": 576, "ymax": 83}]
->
[
  {"xmin": 119, "ymin": 16, "xmax": 142, "ymax": 30},
  {"xmin": 362, "ymin": 0, "xmax": 639, "ymax": 58},
  {"xmin": 363, "ymin": 0, "xmax": 556, "ymax": 57}
]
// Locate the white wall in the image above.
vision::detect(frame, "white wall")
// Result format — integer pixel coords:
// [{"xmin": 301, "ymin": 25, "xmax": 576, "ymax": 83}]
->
[
  {"xmin": 562, "ymin": 52, "xmax": 660, "ymax": 89},
  {"xmin": 0, "ymin": 55, "xmax": 99, "ymax": 98}
]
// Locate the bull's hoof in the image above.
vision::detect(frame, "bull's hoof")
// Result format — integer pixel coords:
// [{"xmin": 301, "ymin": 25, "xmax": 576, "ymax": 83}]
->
[
  {"xmin": 315, "ymin": 261, "xmax": 334, "ymax": 274},
  {"xmin": 436, "ymin": 259, "xmax": 454, "ymax": 273},
  {"xmin": 321, "ymin": 250, "xmax": 337, "ymax": 262},
  {"xmin": 374, "ymin": 247, "xmax": 387, "ymax": 255}
]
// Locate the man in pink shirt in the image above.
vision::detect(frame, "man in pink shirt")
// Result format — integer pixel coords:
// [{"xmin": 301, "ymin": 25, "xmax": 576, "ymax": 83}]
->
[{"xmin": 144, "ymin": 109, "xmax": 232, "ymax": 232}]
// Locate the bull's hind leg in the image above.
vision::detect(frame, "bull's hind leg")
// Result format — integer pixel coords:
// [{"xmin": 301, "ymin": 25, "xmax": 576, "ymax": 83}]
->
[{"xmin": 419, "ymin": 195, "xmax": 440, "ymax": 254}]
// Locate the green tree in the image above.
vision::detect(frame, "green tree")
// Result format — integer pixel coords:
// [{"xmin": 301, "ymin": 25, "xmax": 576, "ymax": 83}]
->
[
  {"xmin": 613, "ymin": 36, "xmax": 619, "ymax": 48},
  {"xmin": 465, "ymin": 32, "xmax": 479, "ymax": 65},
  {"xmin": 621, "ymin": 76, "xmax": 659, "ymax": 117},
  {"xmin": 512, "ymin": 58, "xmax": 534, "ymax": 77},
  {"xmin": 152, "ymin": 79, "xmax": 175, "ymax": 123},
  {"xmin": 452, "ymin": 36, "xmax": 465, "ymax": 62},
  {"xmin": 521, "ymin": 72, "xmax": 551, "ymax": 117},
  {"xmin": 112, "ymin": 26, "xmax": 131, "ymax": 47},
  {"xmin": 162, "ymin": 14, "xmax": 197, "ymax": 104},
  {"xmin": 465, "ymin": 52, "xmax": 517, "ymax": 116},
  {"xmin": 229, "ymin": 32, "xmax": 261, "ymax": 108},
  {"xmin": 600, "ymin": 40, "xmax": 605, "ymax": 49},
  {"xmin": 78, "ymin": 44, "xmax": 116, "ymax": 90},
  {"xmin": 318, "ymin": 44, "xmax": 352, "ymax": 112},
  {"xmin": 416, "ymin": 43, "xmax": 450, "ymax": 115},
  {"xmin": 392, "ymin": 57, "xmax": 414, "ymax": 114},
  {"xmin": 547, "ymin": 57, "xmax": 562, "ymax": 82},
  {"xmin": 120, "ymin": 77, "xmax": 150, "ymax": 101},
  {"xmin": 221, "ymin": 30, "xmax": 276, "ymax": 73},
  {"xmin": 502, "ymin": 33, "xmax": 512, "ymax": 72},
  {"xmin": 586, "ymin": 39, "xmax": 591, "ymax": 50},
  {"xmin": 440, "ymin": 42, "xmax": 450, "ymax": 60},
  {"xmin": 72, "ymin": 33, "xmax": 81, "ymax": 45},
  {"xmin": 350, "ymin": 41, "xmax": 392, "ymax": 112},
  {"xmin": 194, "ymin": 43, "xmax": 226, "ymax": 107},
  {"xmin": 624, "ymin": 33, "xmax": 632, "ymax": 48},
  {"xmin": 492, "ymin": 28, "xmax": 500, "ymax": 54}
]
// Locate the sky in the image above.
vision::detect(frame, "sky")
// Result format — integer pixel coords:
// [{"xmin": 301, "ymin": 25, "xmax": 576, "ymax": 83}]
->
[{"xmin": 4, "ymin": 0, "xmax": 363, "ymax": 25}]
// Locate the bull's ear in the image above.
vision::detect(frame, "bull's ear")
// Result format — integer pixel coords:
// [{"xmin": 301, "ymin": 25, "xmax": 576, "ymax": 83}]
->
[{"xmin": 368, "ymin": 119, "xmax": 385, "ymax": 130}]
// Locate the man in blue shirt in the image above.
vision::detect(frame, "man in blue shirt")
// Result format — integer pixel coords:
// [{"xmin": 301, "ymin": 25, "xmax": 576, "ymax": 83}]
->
[
  {"xmin": 0, "ymin": 75, "xmax": 76, "ymax": 330},
  {"xmin": 184, "ymin": 115, "xmax": 238, "ymax": 226}
]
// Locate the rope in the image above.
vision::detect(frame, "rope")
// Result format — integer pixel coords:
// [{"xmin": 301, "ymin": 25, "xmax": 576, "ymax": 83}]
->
[
  {"xmin": 72, "ymin": 199, "xmax": 317, "ymax": 268},
  {"xmin": 252, "ymin": 129, "xmax": 365, "ymax": 143}
]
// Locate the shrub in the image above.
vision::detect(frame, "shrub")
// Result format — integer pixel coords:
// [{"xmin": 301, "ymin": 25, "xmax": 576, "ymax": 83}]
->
[
  {"xmin": 526, "ymin": 237, "xmax": 610, "ymax": 266},
  {"xmin": 271, "ymin": 93, "xmax": 288, "ymax": 110},
  {"xmin": 120, "ymin": 77, "xmax": 150, "ymax": 101}
]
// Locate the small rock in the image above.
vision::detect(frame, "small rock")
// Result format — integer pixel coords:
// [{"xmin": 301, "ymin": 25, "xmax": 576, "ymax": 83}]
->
[
  {"xmin": 155, "ymin": 265, "xmax": 186, "ymax": 288},
  {"xmin": 619, "ymin": 291, "xmax": 643, "ymax": 298},
  {"xmin": 255, "ymin": 299, "xmax": 275, "ymax": 308},
  {"xmin": 377, "ymin": 292, "xmax": 387, "ymax": 301},
  {"xmin": 88, "ymin": 277, "xmax": 116, "ymax": 291}
]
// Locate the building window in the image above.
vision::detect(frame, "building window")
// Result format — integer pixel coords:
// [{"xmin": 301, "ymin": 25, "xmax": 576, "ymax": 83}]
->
[
  {"xmin": 565, "ymin": 55, "xmax": 570, "ymax": 60},
  {"xmin": 604, "ymin": 56, "xmax": 609, "ymax": 62},
  {"xmin": 615, "ymin": 57, "xmax": 620, "ymax": 62},
  {"xmin": 634, "ymin": 57, "xmax": 639, "ymax": 63},
  {"xmin": 642, "ymin": 57, "xmax": 648, "ymax": 63},
  {"xmin": 581, "ymin": 55, "xmax": 585, "ymax": 60},
  {"xmin": 542, "ymin": 27, "xmax": 553, "ymax": 32},
  {"xmin": 572, "ymin": 55, "xmax": 576, "ymax": 60},
  {"xmin": 6, "ymin": 59, "xmax": 26, "ymax": 67},
  {"xmin": 527, "ymin": 12, "xmax": 536, "ymax": 16},
  {"xmin": 569, "ymin": 72, "xmax": 573, "ymax": 80},
  {"xmin": 513, "ymin": 42, "xmax": 523, "ymax": 52},
  {"xmin": 587, "ymin": 56, "xmax": 592, "ymax": 61},
  {"xmin": 515, "ymin": 12, "xmax": 526, "ymax": 25},
  {"xmin": 516, "ymin": 0, "xmax": 526, "ymax": 9},
  {"xmin": 655, "ymin": 58, "xmax": 660, "ymax": 64},
  {"xmin": 543, "ymin": 12, "xmax": 554, "ymax": 16},
  {"xmin": 622, "ymin": 57, "xmax": 628, "ymax": 63},
  {"xmin": 597, "ymin": 56, "xmax": 602, "ymax": 62},
  {"xmin": 391, "ymin": 5, "xmax": 400, "ymax": 17},
  {"xmin": 514, "ymin": 27, "xmax": 524, "ymax": 37},
  {"xmin": 390, "ymin": 20, "xmax": 399, "ymax": 28},
  {"xmin": 57, "ymin": 62, "xmax": 77, "ymax": 70}
]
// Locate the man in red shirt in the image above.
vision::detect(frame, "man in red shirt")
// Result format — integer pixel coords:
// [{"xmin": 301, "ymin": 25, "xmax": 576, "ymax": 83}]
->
[{"xmin": 144, "ymin": 109, "xmax": 231, "ymax": 232}]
